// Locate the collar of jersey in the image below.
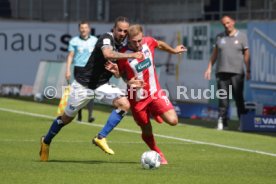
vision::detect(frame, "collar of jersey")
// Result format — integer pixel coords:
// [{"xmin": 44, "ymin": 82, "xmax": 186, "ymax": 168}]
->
[
  {"xmin": 224, "ymin": 30, "xmax": 239, "ymax": 37},
  {"xmin": 79, "ymin": 35, "xmax": 91, "ymax": 40}
]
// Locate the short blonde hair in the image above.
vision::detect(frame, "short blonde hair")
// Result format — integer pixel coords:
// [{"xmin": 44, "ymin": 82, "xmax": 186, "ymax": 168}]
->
[{"xmin": 128, "ymin": 24, "xmax": 143, "ymax": 38}]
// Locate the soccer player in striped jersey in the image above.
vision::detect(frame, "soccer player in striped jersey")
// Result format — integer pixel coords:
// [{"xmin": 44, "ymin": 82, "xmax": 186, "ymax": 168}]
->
[
  {"xmin": 105, "ymin": 24, "xmax": 187, "ymax": 164},
  {"xmin": 39, "ymin": 17, "xmax": 144, "ymax": 161}
]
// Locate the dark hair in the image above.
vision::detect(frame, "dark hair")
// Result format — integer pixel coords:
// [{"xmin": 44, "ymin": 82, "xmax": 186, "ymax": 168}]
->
[
  {"xmin": 221, "ymin": 15, "xmax": 234, "ymax": 21},
  {"xmin": 113, "ymin": 16, "xmax": 129, "ymax": 28},
  {"xmin": 78, "ymin": 20, "xmax": 90, "ymax": 27}
]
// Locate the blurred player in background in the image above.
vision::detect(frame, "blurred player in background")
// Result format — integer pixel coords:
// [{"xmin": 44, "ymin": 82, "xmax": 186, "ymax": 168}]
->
[
  {"xmin": 39, "ymin": 16, "xmax": 144, "ymax": 161},
  {"xmin": 204, "ymin": 15, "xmax": 250, "ymax": 130},
  {"xmin": 65, "ymin": 21, "xmax": 97, "ymax": 123},
  {"xmin": 105, "ymin": 24, "xmax": 187, "ymax": 164}
]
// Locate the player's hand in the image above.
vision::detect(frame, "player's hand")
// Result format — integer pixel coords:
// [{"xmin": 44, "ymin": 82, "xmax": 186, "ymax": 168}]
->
[
  {"xmin": 133, "ymin": 52, "xmax": 145, "ymax": 60},
  {"xmin": 204, "ymin": 68, "xmax": 211, "ymax": 80},
  {"xmin": 65, "ymin": 71, "xmax": 71, "ymax": 81},
  {"xmin": 105, "ymin": 61, "xmax": 120, "ymax": 77},
  {"xmin": 128, "ymin": 77, "xmax": 145, "ymax": 88},
  {"xmin": 174, "ymin": 45, "xmax": 187, "ymax": 54}
]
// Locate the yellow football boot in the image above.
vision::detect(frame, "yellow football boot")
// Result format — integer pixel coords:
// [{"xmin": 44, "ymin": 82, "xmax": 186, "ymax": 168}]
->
[
  {"xmin": 92, "ymin": 137, "xmax": 114, "ymax": 155},
  {"xmin": 39, "ymin": 136, "xmax": 49, "ymax": 161}
]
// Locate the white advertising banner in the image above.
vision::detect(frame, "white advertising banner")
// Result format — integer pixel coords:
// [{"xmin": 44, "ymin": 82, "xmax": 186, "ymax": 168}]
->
[
  {"xmin": 0, "ymin": 21, "xmax": 211, "ymax": 103},
  {"xmin": 0, "ymin": 21, "xmax": 112, "ymax": 85},
  {"xmin": 144, "ymin": 23, "xmax": 210, "ymax": 103}
]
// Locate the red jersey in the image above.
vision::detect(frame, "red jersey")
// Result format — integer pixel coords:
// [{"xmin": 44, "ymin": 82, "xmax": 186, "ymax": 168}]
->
[{"xmin": 118, "ymin": 37, "xmax": 162, "ymax": 111}]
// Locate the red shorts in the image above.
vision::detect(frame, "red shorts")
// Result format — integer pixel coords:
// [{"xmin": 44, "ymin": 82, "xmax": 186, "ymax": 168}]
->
[{"xmin": 131, "ymin": 95, "xmax": 174, "ymax": 126}]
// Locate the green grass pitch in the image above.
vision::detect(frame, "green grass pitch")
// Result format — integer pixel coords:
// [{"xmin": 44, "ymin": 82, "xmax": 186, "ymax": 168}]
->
[{"xmin": 0, "ymin": 97, "xmax": 276, "ymax": 184}]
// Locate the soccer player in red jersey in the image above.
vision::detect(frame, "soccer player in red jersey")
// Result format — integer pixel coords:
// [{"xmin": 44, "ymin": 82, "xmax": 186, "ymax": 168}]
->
[{"xmin": 106, "ymin": 24, "xmax": 187, "ymax": 164}]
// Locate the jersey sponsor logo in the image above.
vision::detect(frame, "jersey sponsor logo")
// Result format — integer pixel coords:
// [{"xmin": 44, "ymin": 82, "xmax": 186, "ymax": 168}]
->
[
  {"xmin": 103, "ymin": 38, "xmax": 111, "ymax": 45},
  {"xmin": 135, "ymin": 58, "xmax": 151, "ymax": 72}
]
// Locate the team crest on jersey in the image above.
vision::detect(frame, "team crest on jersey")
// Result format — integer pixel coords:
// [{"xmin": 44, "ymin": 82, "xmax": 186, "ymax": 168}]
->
[
  {"xmin": 78, "ymin": 47, "xmax": 84, "ymax": 53},
  {"xmin": 220, "ymin": 38, "xmax": 226, "ymax": 44},
  {"xmin": 135, "ymin": 58, "xmax": 151, "ymax": 72},
  {"xmin": 143, "ymin": 49, "xmax": 150, "ymax": 57}
]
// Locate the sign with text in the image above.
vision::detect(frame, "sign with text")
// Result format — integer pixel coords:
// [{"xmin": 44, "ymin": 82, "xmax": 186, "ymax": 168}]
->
[
  {"xmin": 248, "ymin": 22, "xmax": 276, "ymax": 105},
  {"xmin": 1, "ymin": 21, "xmax": 211, "ymax": 103},
  {"xmin": 240, "ymin": 113, "xmax": 276, "ymax": 132},
  {"xmin": 0, "ymin": 21, "xmax": 112, "ymax": 85}
]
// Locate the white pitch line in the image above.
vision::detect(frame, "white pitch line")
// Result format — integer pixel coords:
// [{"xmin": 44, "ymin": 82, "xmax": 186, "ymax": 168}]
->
[
  {"xmin": 0, "ymin": 139, "xmax": 191, "ymax": 144},
  {"xmin": 1, "ymin": 107, "xmax": 276, "ymax": 157}
]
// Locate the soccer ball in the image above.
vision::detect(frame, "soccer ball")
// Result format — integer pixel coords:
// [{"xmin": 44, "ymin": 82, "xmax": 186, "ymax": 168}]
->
[{"xmin": 141, "ymin": 150, "xmax": 161, "ymax": 169}]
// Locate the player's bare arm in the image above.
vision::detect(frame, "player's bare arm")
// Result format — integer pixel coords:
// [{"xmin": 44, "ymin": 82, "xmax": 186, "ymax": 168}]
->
[
  {"xmin": 102, "ymin": 46, "xmax": 144, "ymax": 60},
  {"xmin": 204, "ymin": 47, "xmax": 218, "ymax": 80},
  {"xmin": 65, "ymin": 51, "xmax": 74, "ymax": 81},
  {"xmin": 104, "ymin": 61, "xmax": 145, "ymax": 88},
  {"xmin": 244, "ymin": 48, "xmax": 250, "ymax": 80},
  {"xmin": 157, "ymin": 40, "xmax": 187, "ymax": 54}
]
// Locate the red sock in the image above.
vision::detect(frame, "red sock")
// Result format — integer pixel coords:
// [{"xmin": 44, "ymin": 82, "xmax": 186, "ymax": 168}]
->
[
  {"xmin": 141, "ymin": 133, "xmax": 161, "ymax": 154},
  {"xmin": 142, "ymin": 133, "xmax": 168, "ymax": 164}
]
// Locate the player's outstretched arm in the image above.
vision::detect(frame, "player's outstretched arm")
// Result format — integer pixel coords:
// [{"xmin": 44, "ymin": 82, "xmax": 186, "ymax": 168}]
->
[
  {"xmin": 102, "ymin": 47, "xmax": 144, "ymax": 60},
  {"xmin": 104, "ymin": 60, "xmax": 145, "ymax": 88},
  {"xmin": 157, "ymin": 40, "xmax": 187, "ymax": 54}
]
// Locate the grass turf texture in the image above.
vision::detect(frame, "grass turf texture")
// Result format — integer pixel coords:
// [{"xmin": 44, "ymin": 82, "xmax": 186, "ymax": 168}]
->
[{"xmin": 0, "ymin": 97, "xmax": 276, "ymax": 184}]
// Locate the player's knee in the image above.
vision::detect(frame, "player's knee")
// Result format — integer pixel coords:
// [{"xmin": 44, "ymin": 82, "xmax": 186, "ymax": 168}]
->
[
  {"xmin": 61, "ymin": 114, "xmax": 73, "ymax": 124},
  {"xmin": 114, "ymin": 97, "xmax": 130, "ymax": 111},
  {"xmin": 123, "ymin": 101, "xmax": 130, "ymax": 111},
  {"xmin": 119, "ymin": 100, "xmax": 130, "ymax": 112},
  {"xmin": 167, "ymin": 117, "xmax": 178, "ymax": 126}
]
